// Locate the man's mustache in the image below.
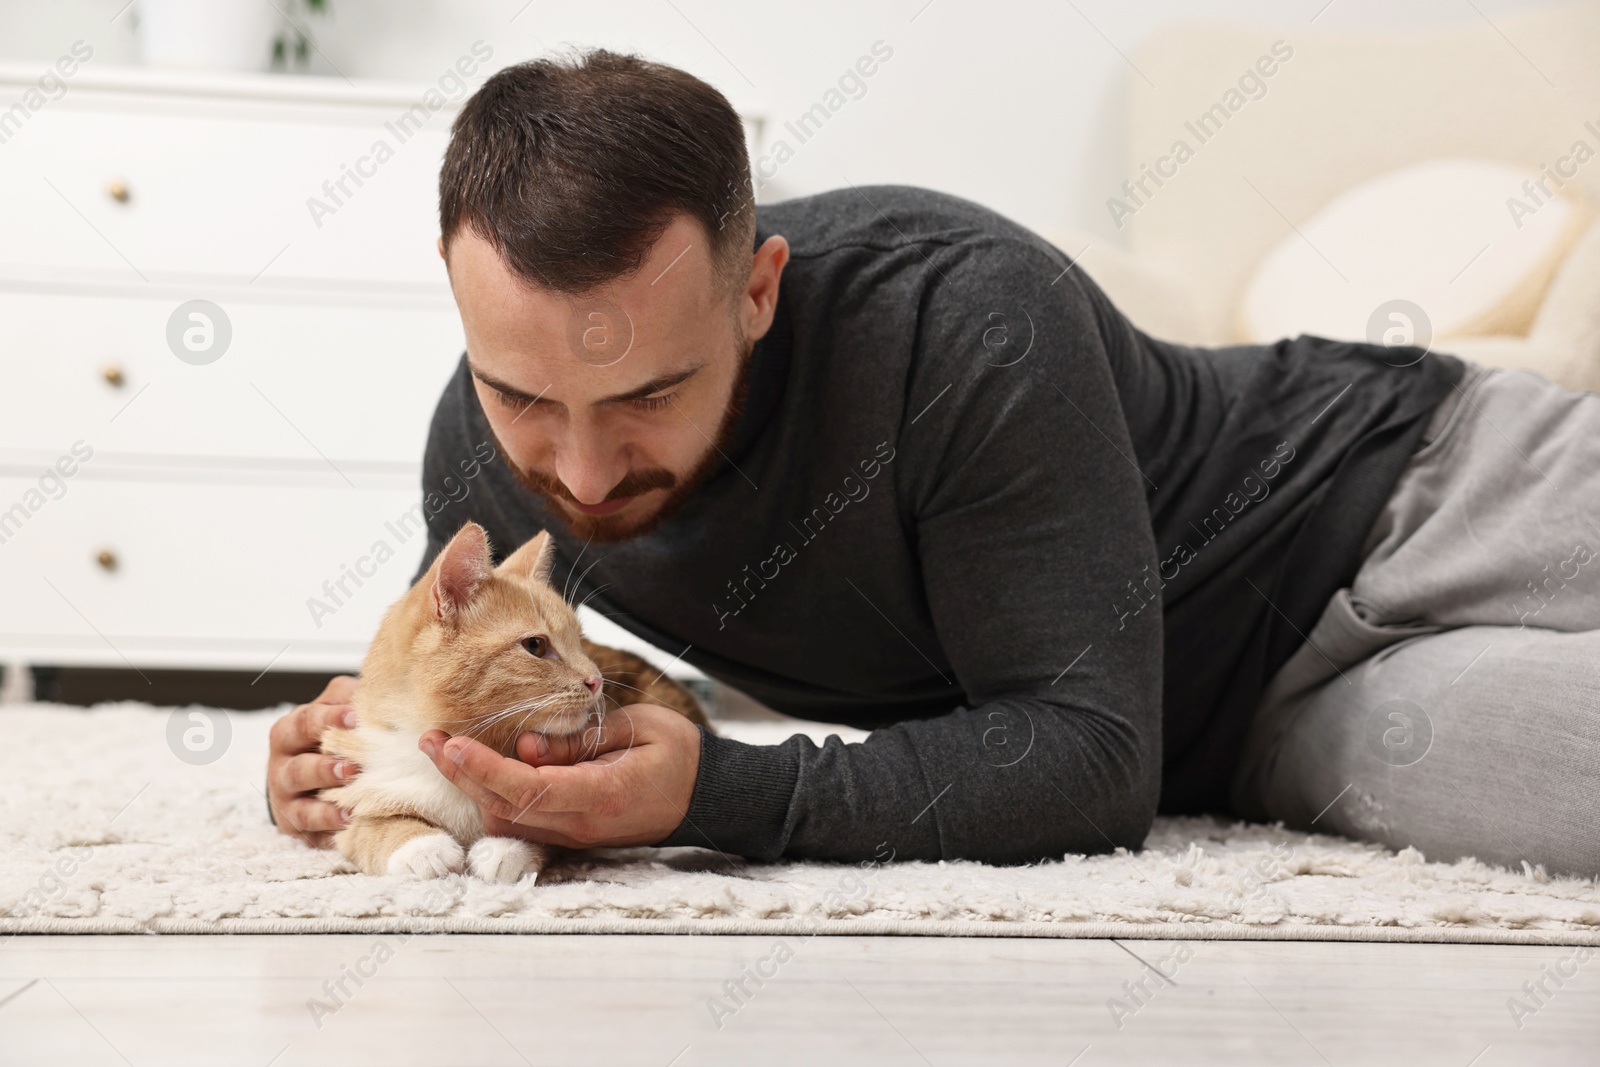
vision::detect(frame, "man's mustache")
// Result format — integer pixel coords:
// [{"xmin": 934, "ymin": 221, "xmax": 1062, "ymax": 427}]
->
[{"xmin": 511, "ymin": 463, "xmax": 677, "ymax": 504}]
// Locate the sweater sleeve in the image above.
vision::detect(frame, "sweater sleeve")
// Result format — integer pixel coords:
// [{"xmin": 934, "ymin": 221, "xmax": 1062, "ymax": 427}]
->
[{"xmin": 659, "ymin": 242, "xmax": 1165, "ymax": 865}]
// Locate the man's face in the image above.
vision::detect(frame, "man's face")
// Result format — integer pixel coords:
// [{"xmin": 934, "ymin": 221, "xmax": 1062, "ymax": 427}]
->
[{"xmin": 443, "ymin": 214, "xmax": 787, "ymax": 543}]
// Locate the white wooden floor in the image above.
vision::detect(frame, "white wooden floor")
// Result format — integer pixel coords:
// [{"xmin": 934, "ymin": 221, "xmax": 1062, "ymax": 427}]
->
[{"xmin": 1, "ymin": 934, "xmax": 1596, "ymax": 1066}]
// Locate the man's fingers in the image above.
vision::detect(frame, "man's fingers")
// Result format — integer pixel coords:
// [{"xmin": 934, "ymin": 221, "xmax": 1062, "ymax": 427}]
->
[
  {"xmin": 279, "ymin": 829, "xmax": 335, "ymax": 850},
  {"xmin": 428, "ymin": 741, "xmax": 516, "ymax": 816},
  {"xmin": 271, "ymin": 698, "xmax": 357, "ymax": 755},
  {"xmin": 589, "ymin": 706, "xmax": 651, "ymax": 754},
  {"xmin": 419, "ymin": 732, "xmax": 531, "ymax": 818},
  {"xmin": 272, "ymin": 752, "xmax": 358, "ymax": 797},
  {"xmin": 266, "ymin": 676, "xmax": 361, "ymax": 851},
  {"xmin": 515, "ymin": 726, "xmax": 611, "ymax": 766},
  {"xmin": 516, "ymin": 708, "xmax": 643, "ymax": 766},
  {"xmin": 274, "ymin": 795, "xmax": 347, "ymax": 838},
  {"xmin": 320, "ymin": 674, "xmax": 360, "ymax": 705},
  {"xmin": 433, "ymin": 735, "xmax": 557, "ymax": 819},
  {"xmin": 428, "ymin": 734, "xmax": 608, "ymax": 822}
]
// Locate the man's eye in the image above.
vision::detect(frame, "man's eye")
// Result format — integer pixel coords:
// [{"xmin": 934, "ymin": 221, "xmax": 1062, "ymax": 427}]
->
[
  {"xmin": 496, "ymin": 388, "xmax": 531, "ymax": 411},
  {"xmin": 632, "ymin": 392, "xmax": 674, "ymax": 412}
]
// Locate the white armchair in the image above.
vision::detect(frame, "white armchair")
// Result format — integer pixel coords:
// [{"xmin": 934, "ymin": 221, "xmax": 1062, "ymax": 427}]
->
[{"xmin": 1049, "ymin": 2, "xmax": 1600, "ymax": 394}]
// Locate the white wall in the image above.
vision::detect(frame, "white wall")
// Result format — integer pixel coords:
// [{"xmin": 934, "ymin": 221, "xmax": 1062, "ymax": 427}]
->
[{"xmin": 0, "ymin": 0, "xmax": 1580, "ymax": 246}]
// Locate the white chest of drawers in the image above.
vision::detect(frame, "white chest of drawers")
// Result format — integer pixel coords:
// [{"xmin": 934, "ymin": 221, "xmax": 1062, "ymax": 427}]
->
[{"xmin": 0, "ymin": 63, "xmax": 761, "ymax": 684}]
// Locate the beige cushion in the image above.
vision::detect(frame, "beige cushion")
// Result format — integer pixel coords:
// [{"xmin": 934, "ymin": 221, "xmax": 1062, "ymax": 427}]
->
[
  {"xmin": 1120, "ymin": 6, "xmax": 1600, "ymax": 345},
  {"xmin": 1237, "ymin": 159, "xmax": 1592, "ymax": 347}
]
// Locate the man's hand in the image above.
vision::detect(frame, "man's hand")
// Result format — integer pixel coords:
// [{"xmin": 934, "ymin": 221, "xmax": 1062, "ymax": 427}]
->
[
  {"xmin": 266, "ymin": 675, "xmax": 361, "ymax": 848},
  {"xmin": 417, "ymin": 703, "xmax": 702, "ymax": 848}
]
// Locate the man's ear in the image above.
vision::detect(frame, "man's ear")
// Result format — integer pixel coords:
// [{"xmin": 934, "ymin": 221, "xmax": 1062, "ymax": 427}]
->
[
  {"xmin": 430, "ymin": 521, "xmax": 494, "ymax": 622},
  {"xmin": 437, "ymin": 235, "xmax": 446, "ymax": 261},
  {"xmin": 498, "ymin": 529, "xmax": 557, "ymax": 588},
  {"xmin": 742, "ymin": 234, "xmax": 789, "ymax": 344}
]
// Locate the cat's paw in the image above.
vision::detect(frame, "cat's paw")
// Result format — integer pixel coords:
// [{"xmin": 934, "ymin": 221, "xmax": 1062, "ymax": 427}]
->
[
  {"xmin": 467, "ymin": 837, "xmax": 542, "ymax": 884},
  {"xmin": 387, "ymin": 832, "xmax": 465, "ymax": 878}
]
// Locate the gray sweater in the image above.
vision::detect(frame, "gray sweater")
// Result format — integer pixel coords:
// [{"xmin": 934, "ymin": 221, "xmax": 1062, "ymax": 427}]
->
[{"xmin": 413, "ymin": 185, "xmax": 1465, "ymax": 865}]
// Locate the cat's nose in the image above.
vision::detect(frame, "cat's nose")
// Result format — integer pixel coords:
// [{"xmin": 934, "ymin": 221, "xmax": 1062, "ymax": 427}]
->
[{"xmin": 584, "ymin": 675, "xmax": 603, "ymax": 694}]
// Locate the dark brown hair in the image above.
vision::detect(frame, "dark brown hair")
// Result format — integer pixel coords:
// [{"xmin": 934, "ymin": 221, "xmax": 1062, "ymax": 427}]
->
[{"xmin": 439, "ymin": 49, "xmax": 755, "ymax": 296}]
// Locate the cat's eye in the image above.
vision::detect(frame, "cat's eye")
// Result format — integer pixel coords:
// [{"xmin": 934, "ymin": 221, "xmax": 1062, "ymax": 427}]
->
[{"xmin": 520, "ymin": 635, "xmax": 557, "ymax": 659}]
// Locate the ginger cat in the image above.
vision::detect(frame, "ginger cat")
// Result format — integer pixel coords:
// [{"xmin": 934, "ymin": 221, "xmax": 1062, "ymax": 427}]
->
[{"xmin": 320, "ymin": 520, "xmax": 708, "ymax": 883}]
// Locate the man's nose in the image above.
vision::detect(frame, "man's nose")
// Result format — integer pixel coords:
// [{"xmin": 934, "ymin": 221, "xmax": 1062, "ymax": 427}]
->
[{"xmin": 554, "ymin": 425, "xmax": 628, "ymax": 504}]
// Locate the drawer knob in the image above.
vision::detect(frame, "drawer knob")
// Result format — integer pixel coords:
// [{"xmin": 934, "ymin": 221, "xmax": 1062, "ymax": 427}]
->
[
  {"xmin": 102, "ymin": 364, "xmax": 125, "ymax": 387},
  {"xmin": 96, "ymin": 549, "xmax": 118, "ymax": 572},
  {"xmin": 108, "ymin": 180, "xmax": 131, "ymax": 204}
]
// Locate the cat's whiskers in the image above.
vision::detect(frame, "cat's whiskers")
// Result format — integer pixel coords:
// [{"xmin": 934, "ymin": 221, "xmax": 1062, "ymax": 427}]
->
[
  {"xmin": 455, "ymin": 684, "xmax": 601, "ymax": 744},
  {"xmin": 509, "ymin": 706, "xmax": 547, "ymax": 749},
  {"xmin": 441, "ymin": 692, "xmax": 560, "ymax": 728},
  {"xmin": 567, "ymin": 552, "xmax": 607, "ymax": 608},
  {"xmin": 597, "ymin": 676, "xmax": 658, "ymax": 701},
  {"xmin": 577, "ymin": 583, "xmax": 612, "ymax": 612},
  {"xmin": 561, "ymin": 532, "xmax": 594, "ymax": 603},
  {"xmin": 475, "ymin": 695, "xmax": 564, "ymax": 725},
  {"xmin": 451, "ymin": 693, "xmax": 569, "ymax": 740},
  {"xmin": 584, "ymin": 693, "xmax": 649, "ymax": 762}
]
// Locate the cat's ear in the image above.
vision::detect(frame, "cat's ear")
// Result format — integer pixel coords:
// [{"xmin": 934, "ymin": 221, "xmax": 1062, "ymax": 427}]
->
[
  {"xmin": 429, "ymin": 521, "xmax": 494, "ymax": 623},
  {"xmin": 498, "ymin": 529, "xmax": 557, "ymax": 588}
]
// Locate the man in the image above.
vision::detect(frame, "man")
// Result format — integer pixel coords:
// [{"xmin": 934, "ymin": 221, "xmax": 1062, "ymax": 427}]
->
[{"xmin": 269, "ymin": 50, "xmax": 1600, "ymax": 876}]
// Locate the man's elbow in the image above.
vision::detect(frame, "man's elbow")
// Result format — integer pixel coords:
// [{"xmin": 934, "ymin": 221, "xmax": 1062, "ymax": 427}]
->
[
  {"xmin": 1040, "ymin": 759, "xmax": 1159, "ymax": 863},
  {"xmin": 1099, "ymin": 782, "xmax": 1158, "ymax": 853}
]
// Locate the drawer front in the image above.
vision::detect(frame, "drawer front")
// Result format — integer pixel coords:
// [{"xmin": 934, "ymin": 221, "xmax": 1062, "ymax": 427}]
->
[
  {"xmin": 0, "ymin": 477, "xmax": 431, "ymax": 654},
  {"xmin": 0, "ymin": 103, "xmax": 451, "ymax": 286},
  {"xmin": 0, "ymin": 291, "xmax": 464, "ymax": 467}
]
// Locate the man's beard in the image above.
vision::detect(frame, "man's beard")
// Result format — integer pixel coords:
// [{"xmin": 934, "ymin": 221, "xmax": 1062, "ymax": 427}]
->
[{"xmin": 486, "ymin": 329, "xmax": 755, "ymax": 545}]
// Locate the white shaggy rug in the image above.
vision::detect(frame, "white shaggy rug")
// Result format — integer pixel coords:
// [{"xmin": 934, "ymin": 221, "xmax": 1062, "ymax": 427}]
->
[{"xmin": 3, "ymin": 703, "xmax": 1598, "ymax": 944}]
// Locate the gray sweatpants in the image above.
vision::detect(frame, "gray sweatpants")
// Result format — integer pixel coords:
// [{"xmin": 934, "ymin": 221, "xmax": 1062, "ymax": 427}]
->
[{"xmin": 1232, "ymin": 359, "xmax": 1600, "ymax": 878}]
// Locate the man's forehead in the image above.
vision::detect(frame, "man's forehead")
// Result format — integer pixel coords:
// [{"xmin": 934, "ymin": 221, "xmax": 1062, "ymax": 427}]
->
[
  {"xmin": 463, "ymin": 279, "xmax": 706, "ymax": 397},
  {"xmin": 448, "ymin": 214, "xmax": 720, "ymax": 308},
  {"xmin": 452, "ymin": 226, "xmax": 722, "ymax": 364},
  {"xmin": 467, "ymin": 352, "xmax": 706, "ymax": 405}
]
